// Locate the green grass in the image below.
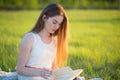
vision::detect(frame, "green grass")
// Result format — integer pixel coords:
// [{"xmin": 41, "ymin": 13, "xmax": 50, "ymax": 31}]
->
[{"xmin": 0, "ymin": 10, "xmax": 120, "ymax": 80}]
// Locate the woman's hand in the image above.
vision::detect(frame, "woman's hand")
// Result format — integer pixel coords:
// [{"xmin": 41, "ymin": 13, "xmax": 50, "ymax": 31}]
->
[{"xmin": 39, "ymin": 68, "xmax": 53, "ymax": 79}]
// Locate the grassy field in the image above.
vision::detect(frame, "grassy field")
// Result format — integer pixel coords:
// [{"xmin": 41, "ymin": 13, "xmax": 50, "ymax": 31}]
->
[{"xmin": 0, "ymin": 10, "xmax": 120, "ymax": 80}]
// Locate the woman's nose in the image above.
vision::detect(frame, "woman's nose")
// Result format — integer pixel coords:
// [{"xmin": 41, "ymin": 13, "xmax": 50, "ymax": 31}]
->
[{"xmin": 54, "ymin": 24, "xmax": 59, "ymax": 29}]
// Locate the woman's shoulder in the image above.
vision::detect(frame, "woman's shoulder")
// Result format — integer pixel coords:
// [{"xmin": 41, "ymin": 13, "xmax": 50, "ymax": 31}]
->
[
  {"xmin": 23, "ymin": 32, "xmax": 34, "ymax": 40},
  {"xmin": 21, "ymin": 32, "xmax": 34, "ymax": 44},
  {"xmin": 52, "ymin": 37, "xmax": 57, "ymax": 46}
]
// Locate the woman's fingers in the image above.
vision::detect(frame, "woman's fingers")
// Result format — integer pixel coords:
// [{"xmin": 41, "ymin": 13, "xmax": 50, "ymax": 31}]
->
[{"xmin": 40, "ymin": 68, "xmax": 53, "ymax": 79}]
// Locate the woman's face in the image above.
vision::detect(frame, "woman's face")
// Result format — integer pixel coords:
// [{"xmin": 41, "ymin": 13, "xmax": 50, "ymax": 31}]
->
[{"xmin": 44, "ymin": 15, "xmax": 64, "ymax": 34}]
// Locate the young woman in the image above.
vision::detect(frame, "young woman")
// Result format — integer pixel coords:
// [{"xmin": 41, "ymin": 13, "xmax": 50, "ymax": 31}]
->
[{"xmin": 16, "ymin": 3, "xmax": 69, "ymax": 80}]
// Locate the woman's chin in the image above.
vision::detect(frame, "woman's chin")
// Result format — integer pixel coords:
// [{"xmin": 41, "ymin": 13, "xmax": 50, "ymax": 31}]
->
[{"xmin": 50, "ymin": 31, "xmax": 55, "ymax": 34}]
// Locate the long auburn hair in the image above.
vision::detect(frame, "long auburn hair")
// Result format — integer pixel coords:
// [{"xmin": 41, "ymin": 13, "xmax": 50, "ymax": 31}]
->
[{"xmin": 31, "ymin": 3, "xmax": 69, "ymax": 68}]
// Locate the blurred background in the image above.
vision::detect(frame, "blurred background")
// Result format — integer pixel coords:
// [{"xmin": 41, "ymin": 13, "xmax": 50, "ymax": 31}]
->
[
  {"xmin": 0, "ymin": 0, "xmax": 119, "ymax": 10},
  {"xmin": 0, "ymin": 0, "xmax": 120, "ymax": 80}
]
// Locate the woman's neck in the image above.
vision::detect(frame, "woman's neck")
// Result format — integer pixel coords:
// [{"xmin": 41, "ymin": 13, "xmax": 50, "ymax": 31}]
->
[{"xmin": 38, "ymin": 29, "xmax": 51, "ymax": 39}]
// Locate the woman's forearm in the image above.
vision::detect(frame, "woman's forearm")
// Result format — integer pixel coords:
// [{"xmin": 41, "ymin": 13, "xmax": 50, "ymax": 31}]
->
[{"xmin": 16, "ymin": 66, "xmax": 41, "ymax": 76}]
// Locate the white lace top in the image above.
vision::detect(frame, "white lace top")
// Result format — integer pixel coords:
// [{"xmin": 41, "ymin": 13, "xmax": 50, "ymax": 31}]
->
[
  {"xmin": 26, "ymin": 32, "xmax": 56, "ymax": 68},
  {"xmin": 18, "ymin": 32, "xmax": 56, "ymax": 80}
]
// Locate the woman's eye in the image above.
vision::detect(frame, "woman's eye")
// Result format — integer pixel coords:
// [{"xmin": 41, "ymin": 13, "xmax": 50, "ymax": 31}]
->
[{"xmin": 53, "ymin": 21, "xmax": 57, "ymax": 24}]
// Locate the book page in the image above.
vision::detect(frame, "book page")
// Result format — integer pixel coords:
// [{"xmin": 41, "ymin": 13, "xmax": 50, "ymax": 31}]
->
[
  {"xmin": 70, "ymin": 69, "xmax": 83, "ymax": 80},
  {"xmin": 53, "ymin": 67, "xmax": 73, "ymax": 76}
]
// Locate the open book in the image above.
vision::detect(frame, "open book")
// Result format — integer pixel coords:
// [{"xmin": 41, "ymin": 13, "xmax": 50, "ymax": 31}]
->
[{"xmin": 52, "ymin": 66, "xmax": 83, "ymax": 80}]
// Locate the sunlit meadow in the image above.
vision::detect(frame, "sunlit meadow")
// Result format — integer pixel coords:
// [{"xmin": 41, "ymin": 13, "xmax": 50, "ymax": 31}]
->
[{"xmin": 0, "ymin": 10, "xmax": 120, "ymax": 80}]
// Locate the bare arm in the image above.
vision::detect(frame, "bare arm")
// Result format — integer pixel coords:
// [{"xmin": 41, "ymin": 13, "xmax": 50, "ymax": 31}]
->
[
  {"xmin": 16, "ymin": 33, "xmax": 43, "ymax": 76},
  {"xmin": 16, "ymin": 33, "xmax": 53, "ymax": 78}
]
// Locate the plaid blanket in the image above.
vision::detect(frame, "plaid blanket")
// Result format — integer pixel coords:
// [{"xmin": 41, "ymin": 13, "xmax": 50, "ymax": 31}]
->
[{"xmin": 0, "ymin": 71, "xmax": 18, "ymax": 80}]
